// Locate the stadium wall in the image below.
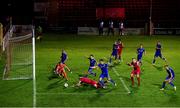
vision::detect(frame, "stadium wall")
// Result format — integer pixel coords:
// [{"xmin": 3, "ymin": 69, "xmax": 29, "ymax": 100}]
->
[{"xmin": 78, "ymin": 27, "xmax": 144, "ymax": 35}]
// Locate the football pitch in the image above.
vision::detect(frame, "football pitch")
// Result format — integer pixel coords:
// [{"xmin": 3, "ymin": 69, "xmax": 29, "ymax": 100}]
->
[{"xmin": 0, "ymin": 33, "xmax": 180, "ymax": 107}]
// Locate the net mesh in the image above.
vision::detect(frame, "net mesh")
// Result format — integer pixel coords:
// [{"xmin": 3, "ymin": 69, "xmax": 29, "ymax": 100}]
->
[{"xmin": 3, "ymin": 25, "xmax": 33, "ymax": 80}]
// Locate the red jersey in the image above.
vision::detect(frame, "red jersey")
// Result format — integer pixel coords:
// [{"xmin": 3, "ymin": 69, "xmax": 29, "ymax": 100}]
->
[
  {"xmin": 56, "ymin": 63, "xmax": 66, "ymax": 73},
  {"xmin": 131, "ymin": 61, "xmax": 140, "ymax": 71},
  {"xmin": 117, "ymin": 43, "xmax": 123, "ymax": 50},
  {"xmin": 80, "ymin": 77, "xmax": 98, "ymax": 87}
]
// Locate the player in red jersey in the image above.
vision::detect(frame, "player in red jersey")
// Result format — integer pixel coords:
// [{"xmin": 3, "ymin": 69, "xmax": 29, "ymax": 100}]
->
[
  {"xmin": 127, "ymin": 58, "xmax": 141, "ymax": 86},
  {"xmin": 77, "ymin": 77, "xmax": 101, "ymax": 88},
  {"xmin": 117, "ymin": 39, "xmax": 124, "ymax": 62},
  {"xmin": 55, "ymin": 62, "xmax": 71, "ymax": 81}
]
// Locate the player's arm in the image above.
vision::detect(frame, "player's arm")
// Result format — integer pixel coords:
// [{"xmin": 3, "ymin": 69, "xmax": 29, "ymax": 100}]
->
[
  {"xmin": 65, "ymin": 65, "xmax": 71, "ymax": 72},
  {"xmin": 127, "ymin": 62, "xmax": 133, "ymax": 67},
  {"xmin": 144, "ymin": 50, "xmax": 146, "ymax": 55},
  {"xmin": 122, "ymin": 43, "xmax": 124, "ymax": 48},
  {"xmin": 136, "ymin": 49, "xmax": 139, "ymax": 54}
]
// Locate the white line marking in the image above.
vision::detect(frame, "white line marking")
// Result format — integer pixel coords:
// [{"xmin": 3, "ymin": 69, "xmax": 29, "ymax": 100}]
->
[
  {"xmin": 112, "ymin": 67, "xmax": 131, "ymax": 94},
  {"xmin": 37, "ymin": 92, "xmax": 129, "ymax": 95},
  {"xmin": 119, "ymin": 78, "xmax": 131, "ymax": 94},
  {"xmin": 112, "ymin": 67, "xmax": 120, "ymax": 76}
]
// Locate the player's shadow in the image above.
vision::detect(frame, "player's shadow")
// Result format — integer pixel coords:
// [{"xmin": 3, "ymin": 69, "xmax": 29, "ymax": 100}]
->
[
  {"xmin": 152, "ymin": 65, "xmax": 163, "ymax": 71},
  {"xmin": 152, "ymin": 83, "xmax": 162, "ymax": 88},
  {"xmin": 47, "ymin": 79, "xmax": 65, "ymax": 90},
  {"xmin": 144, "ymin": 59, "xmax": 152, "ymax": 64}
]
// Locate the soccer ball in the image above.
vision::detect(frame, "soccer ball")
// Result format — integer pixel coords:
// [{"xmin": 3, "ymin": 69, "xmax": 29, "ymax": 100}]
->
[{"xmin": 64, "ymin": 83, "xmax": 68, "ymax": 88}]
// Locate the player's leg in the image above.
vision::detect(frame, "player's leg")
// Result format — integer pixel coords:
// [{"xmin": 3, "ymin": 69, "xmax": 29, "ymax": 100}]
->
[
  {"xmin": 108, "ymin": 77, "xmax": 116, "ymax": 86},
  {"xmin": 99, "ymin": 75, "xmax": 105, "ymax": 88},
  {"xmin": 130, "ymin": 72, "xmax": 135, "ymax": 86},
  {"xmin": 159, "ymin": 54, "xmax": 166, "ymax": 62},
  {"xmin": 152, "ymin": 55, "xmax": 157, "ymax": 64},
  {"xmin": 137, "ymin": 55, "xmax": 142, "ymax": 65},
  {"xmin": 62, "ymin": 71, "xmax": 68, "ymax": 81},
  {"xmin": 99, "ymin": 28, "xmax": 101, "ymax": 35},
  {"xmin": 168, "ymin": 78, "xmax": 176, "ymax": 91},
  {"xmin": 108, "ymin": 28, "xmax": 110, "ymax": 36},
  {"xmin": 88, "ymin": 68, "xmax": 96, "ymax": 76},
  {"xmin": 160, "ymin": 76, "xmax": 169, "ymax": 90},
  {"xmin": 160, "ymin": 80, "xmax": 167, "ymax": 90},
  {"xmin": 136, "ymin": 74, "xmax": 140, "ymax": 86},
  {"xmin": 109, "ymin": 54, "xmax": 113, "ymax": 63},
  {"xmin": 112, "ymin": 28, "xmax": 114, "ymax": 36}
]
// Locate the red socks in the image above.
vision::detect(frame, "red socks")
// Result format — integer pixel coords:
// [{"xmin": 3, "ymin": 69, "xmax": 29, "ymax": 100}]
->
[
  {"xmin": 137, "ymin": 77, "xmax": 140, "ymax": 86},
  {"xmin": 131, "ymin": 77, "xmax": 134, "ymax": 86}
]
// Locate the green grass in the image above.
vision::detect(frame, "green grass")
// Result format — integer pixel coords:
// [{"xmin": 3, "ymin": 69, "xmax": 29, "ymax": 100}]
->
[{"xmin": 0, "ymin": 33, "xmax": 180, "ymax": 107}]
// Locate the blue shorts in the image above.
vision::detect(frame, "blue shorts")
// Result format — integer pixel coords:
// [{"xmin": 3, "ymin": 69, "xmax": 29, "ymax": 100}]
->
[
  {"xmin": 137, "ymin": 55, "xmax": 142, "ymax": 61},
  {"xmin": 154, "ymin": 52, "xmax": 162, "ymax": 58},
  {"xmin": 88, "ymin": 68, "xmax": 94, "ymax": 73},
  {"xmin": 166, "ymin": 76, "xmax": 175, "ymax": 82},
  {"xmin": 99, "ymin": 74, "xmax": 109, "ymax": 79},
  {"xmin": 111, "ymin": 50, "xmax": 117, "ymax": 56},
  {"xmin": 61, "ymin": 59, "xmax": 66, "ymax": 64}
]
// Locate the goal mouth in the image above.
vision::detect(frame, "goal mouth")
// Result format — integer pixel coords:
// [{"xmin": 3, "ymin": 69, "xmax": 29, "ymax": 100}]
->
[{"xmin": 2, "ymin": 25, "xmax": 34, "ymax": 80}]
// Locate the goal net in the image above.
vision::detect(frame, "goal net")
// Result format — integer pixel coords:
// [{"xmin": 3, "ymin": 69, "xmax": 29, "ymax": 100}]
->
[{"xmin": 3, "ymin": 25, "xmax": 34, "ymax": 80}]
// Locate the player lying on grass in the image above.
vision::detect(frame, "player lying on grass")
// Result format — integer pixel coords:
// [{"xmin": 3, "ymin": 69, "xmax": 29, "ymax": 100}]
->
[
  {"xmin": 98, "ymin": 59, "xmax": 116, "ymax": 88},
  {"xmin": 152, "ymin": 41, "xmax": 166, "ymax": 65},
  {"xmin": 85, "ymin": 54, "xmax": 97, "ymax": 77},
  {"xmin": 127, "ymin": 58, "xmax": 141, "ymax": 87},
  {"xmin": 109, "ymin": 41, "xmax": 118, "ymax": 64},
  {"xmin": 55, "ymin": 62, "xmax": 71, "ymax": 81},
  {"xmin": 117, "ymin": 39, "xmax": 124, "ymax": 62},
  {"xmin": 137, "ymin": 44, "xmax": 146, "ymax": 65},
  {"xmin": 60, "ymin": 49, "xmax": 68, "ymax": 64},
  {"xmin": 160, "ymin": 65, "xmax": 176, "ymax": 91},
  {"xmin": 76, "ymin": 77, "xmax": 101, "ymax": 88}
]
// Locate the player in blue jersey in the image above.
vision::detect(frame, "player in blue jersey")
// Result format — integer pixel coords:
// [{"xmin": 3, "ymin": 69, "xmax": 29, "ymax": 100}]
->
[
  {"xmin": 137, "ymin": 44, "xmax": 146, "ymax": 64},
  {"xmin": 97, "ymin": 59, "xmax": 116, "ymax": 88},
  {"xmin": 109, "ymin": 41, "xmax": 118, "ymax": 64},
  {"xmin": 86, "ymin": 55, "xmax": 97, "ymax": 76},
  {"xmin": 152, "ymin": 41, "xmax": 166, "ymax": 64},
  {"xmin": 60, "ymin": 50, "xmax": 68, "ymax": 64},
  {"xmin": 160, "ymin": 65, "xmax": 176, "ymax": 91}
]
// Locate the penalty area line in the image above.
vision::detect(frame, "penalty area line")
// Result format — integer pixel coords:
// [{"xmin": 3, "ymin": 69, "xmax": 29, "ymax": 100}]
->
[
  {"xmin": 112, "ymin": 67, "xmax": 131, "ymax": 94},
  {"xmin": 36, "ymin": 92, "xmax": 129, "ymax": 95}
]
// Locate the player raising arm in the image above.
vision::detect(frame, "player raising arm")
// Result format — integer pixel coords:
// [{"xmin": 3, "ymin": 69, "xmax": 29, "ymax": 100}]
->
[
  {"xmin": 55, "ymin": 62, "xmax": 71, "ymax": 81},
  {"xmin": 152, "ymin": 41, "xmax": 166, "ymax": 65},
  {"xmin": 97, "ymin": 59, "xmax": 116, "ymax": 88},
  {"xmin": 127, "ymin": 58, "xmax": 141, "ymax": 87},
  {"xmin": 137, "ymin": 44, "xmax": 146, "ymax": 65},
  {"xmin": 160, "ymin": 65, "xmax": 176, "ymax": 91}
]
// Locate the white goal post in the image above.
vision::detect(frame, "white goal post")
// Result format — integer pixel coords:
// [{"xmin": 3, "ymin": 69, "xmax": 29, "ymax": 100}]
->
[{"xmin": 2, "ymin": 25, "xmax": 35, "ymax": 80}]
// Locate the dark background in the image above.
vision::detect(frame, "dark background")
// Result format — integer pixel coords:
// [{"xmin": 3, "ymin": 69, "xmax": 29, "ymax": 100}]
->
[{"xmin": 0, "ymin": 0, "xmax": 180, "ymax": 27}]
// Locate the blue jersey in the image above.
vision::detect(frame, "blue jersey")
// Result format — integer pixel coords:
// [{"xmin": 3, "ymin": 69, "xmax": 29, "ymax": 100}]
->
[
  {"xmin": 156, "ymin": 44, "xmax": 161, "ymax": 53},
  {"xmin": 111, "ymin": 43, "xmax": 118, "ymax": 56},
  {"xmin": 89, "ymin": 58, "xmax": 96, "ymax": 68},
  {"xmin": 98, "ymin": 63, "xmax": 108, "ymax": 75},
  {"xmin": 166, "ymin": 67, "xmax": 175, "ymax": 78},
  {"xmin": 61, "ymin": 52, "xmax": 67, "ymax": 63},
  {"xmin": 137, "ymin": 48, "xmax": 145, "ymax": 56}
]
